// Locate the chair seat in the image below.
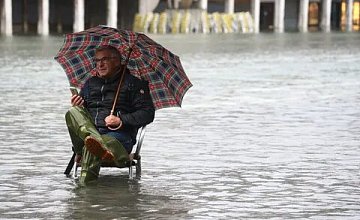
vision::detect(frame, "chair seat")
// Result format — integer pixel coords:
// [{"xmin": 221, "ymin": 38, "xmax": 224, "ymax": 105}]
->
[{"xmin": 65, "ymin": 126, "xmax": 146, "ymax": 178}]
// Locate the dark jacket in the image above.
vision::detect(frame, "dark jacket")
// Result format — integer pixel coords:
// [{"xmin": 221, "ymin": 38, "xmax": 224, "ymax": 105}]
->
[{"xmin": 80, "ymin": 69, "xmax": 155, "ymax": 142}]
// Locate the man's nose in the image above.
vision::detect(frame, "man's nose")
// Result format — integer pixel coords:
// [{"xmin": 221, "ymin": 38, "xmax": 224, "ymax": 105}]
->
[{"xmin": 97, "ymin": 61, "xmax": 105, "ymax": 67}]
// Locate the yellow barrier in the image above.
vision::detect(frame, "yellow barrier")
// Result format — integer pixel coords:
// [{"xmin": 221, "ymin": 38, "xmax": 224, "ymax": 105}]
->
[
  {"xmin": 133, "ymin": 14, "xmax": 143, "ymax": 32},
  {"xmin": 201, "ymin": 11, "xmax": 210, "ymax": 34},
  {"xmin": 133, "ymin": 11, "xmax": 254, "ymax": 34},
  {"xmin": 180, "ymin": 11, "xmax": 191, "ymax": 33},
  {"xmin": 149, "ymin": 13, "xmax": 159, "ymax": 34},
  {"xmin": 171, "ymin": 11, "xmax": 181, "ymax": 34},
  {"xmin": 158, "ymin": 12, "xmax": 167, "ymax": 34}
]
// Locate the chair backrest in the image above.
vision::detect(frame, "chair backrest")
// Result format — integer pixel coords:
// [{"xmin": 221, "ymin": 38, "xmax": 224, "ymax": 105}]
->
[{"xmin": 134, "ymin": 125, "xmax": 146, "ymax": 157}]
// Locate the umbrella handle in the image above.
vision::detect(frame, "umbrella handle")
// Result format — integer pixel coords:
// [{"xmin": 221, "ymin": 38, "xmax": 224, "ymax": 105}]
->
[
  {"xmin": 107, "ymin": 117, "xmax": 122, "ymax": 131},
  {"xmin": 107, "ymin": 47, "xmax": 133, "ymax": 130},
  {"xmin": 107, "ymin": 110, "xmax": 122, "ymax": 131}
]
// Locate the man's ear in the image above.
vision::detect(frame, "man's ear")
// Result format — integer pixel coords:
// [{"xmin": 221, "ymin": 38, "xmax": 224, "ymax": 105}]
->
[{"xmin": 116, "ymin": 58, "xmax": 122, "ymax": 66}]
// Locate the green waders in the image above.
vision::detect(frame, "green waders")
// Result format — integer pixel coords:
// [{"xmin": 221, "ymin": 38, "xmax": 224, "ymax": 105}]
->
[{"xmin": 65, "ymin": 106, "xmax": 129, "ymax": 183}]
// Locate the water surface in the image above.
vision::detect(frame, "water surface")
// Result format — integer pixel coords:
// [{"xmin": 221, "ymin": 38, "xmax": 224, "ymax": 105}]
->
[{"xmin": 0, "ymin": 33, "xmax": 359, "ymax": 219}]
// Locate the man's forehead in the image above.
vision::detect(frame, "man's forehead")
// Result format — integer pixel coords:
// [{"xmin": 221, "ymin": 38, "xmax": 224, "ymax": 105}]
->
[{"xmin": 95, "ymin": 50, "xmax": 112, "ymax": 56}]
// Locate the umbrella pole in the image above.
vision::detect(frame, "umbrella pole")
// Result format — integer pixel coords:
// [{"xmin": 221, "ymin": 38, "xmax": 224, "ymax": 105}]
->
[{"xmin": 110, "ymin": 48, "xmax": 133, "ymax": 116}]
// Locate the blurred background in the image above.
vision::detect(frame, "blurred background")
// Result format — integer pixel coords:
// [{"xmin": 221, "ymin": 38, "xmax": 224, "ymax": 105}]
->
[{"xmin": 1, "ymin": 0, "xmax": 360, "ymax": 35}]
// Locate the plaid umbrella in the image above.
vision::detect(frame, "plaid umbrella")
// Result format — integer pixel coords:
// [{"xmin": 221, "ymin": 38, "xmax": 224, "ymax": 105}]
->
[{"xmin": 54, "ymin": 25, "xmax": 192, "ymax": 110}]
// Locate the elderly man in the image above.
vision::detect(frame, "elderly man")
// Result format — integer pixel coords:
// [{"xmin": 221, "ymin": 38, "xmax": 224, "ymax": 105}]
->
[{"xmin": 65, "ymin": 45, "xmax": 155, "ymax": 183}]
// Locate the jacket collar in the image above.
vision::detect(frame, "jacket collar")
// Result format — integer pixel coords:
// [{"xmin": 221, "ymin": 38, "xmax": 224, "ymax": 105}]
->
[{"xmin": 96, "ymin": 67, "xmax": 122, "ymax": 83}]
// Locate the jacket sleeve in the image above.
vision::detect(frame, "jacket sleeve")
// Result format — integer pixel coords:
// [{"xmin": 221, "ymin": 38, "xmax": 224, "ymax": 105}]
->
[
  {"xmin": 119, "ymin": 80, "xmax": 155, "ymax": 128},
  {"xmin": 79, "ymin": 80, "xmax": 90, "ymax": 108}
]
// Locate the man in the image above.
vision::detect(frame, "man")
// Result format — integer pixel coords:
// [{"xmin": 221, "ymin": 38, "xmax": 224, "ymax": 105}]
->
[{"xmin": 65, "ymin": 45, "xmax": 155, "ymax": 183}]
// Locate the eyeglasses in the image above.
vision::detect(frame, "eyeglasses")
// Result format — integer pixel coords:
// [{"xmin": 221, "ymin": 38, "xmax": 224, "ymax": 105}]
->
[{"xmin": 93, "ymin": 56, "xmax": 117, "ymax": 64}]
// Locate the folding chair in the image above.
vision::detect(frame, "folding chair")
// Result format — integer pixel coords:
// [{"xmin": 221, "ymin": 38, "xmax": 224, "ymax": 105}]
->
[{"xmin": 64, "ymin": 126, "xmax": 146, "ymax": 178}]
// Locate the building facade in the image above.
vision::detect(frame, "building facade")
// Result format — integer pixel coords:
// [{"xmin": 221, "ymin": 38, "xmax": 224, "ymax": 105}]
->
[{"xmin": 0, "ymin": 0, "xmax": 359, "ymax": 35}]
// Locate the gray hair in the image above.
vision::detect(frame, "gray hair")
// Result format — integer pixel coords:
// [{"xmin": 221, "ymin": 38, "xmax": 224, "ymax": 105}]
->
[{"xmin": 95, "ymin": 45, "xmax": 121, "ymax": 59}]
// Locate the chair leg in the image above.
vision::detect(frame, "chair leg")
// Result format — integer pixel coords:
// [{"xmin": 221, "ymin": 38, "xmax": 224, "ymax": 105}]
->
[
  {"xmin": 64, "ymin": 152, "xmax": 75, "ymax": 176},
  {"xmin": 136, "ymin": 158, "xmax": 141, "ymax": 177},
  {"xmin": 129, "ymin": 163, "xmax": 133, "ymax": 178},
  {"xmin": 74, "ymin": 162, "xmax": 79, "ymax": 177}
]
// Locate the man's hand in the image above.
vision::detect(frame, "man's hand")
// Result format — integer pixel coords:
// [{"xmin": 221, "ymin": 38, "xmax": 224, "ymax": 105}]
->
[
  {"xmin": 71, "ymin": 95, "xmax": 84, "ymax": 107},
  {"xmin": 105, "ymin": 115, "xmax": 122, "ymax": 129}
]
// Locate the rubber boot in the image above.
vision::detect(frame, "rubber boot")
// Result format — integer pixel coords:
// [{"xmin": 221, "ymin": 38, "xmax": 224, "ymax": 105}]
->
[
  {"xmin": 101, "ymin": 134, "xmax": 129, "ymax": 167},
  {"xmin": 79, "ymin": 135, "xmax": 128, "ymax": 183},
  {"xmin": 65, "ymin": 106, "xmax": 129, "ymax": 183},
  {"xmin": 79, "ymin": 148, "xmax": 101, "ymax": 184},
  {"xmin": 65, "ymin": 106, "xmax": 104, "ymax": 183},
  {"xmin": 65, "ymin": 106, "xmax": 102, "ymax": 154}
]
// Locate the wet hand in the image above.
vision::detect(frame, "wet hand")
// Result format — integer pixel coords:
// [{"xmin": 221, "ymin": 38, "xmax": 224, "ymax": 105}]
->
[
  {"xmin": 71, "ymin": 95, "xmax": 84, "ymax": 107},
  {"xmin": 105, "ymin": 115, "xmax": 122, "ymax": 128}
]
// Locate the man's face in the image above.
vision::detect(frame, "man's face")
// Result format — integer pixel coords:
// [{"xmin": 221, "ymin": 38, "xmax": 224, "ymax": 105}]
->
[{"xmin": 94, "ymin": 50, "xmax": 121, "ymax": 78}]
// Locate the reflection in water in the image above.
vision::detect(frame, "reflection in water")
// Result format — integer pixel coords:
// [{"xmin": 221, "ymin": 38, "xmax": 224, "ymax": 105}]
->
[
  {"xmin": 67, "ymin": 176, "xmax": 189, "ymax": 219},
  {"xmin": 0, "ymin": 33, "xmax": 359, "ymax": 219}
]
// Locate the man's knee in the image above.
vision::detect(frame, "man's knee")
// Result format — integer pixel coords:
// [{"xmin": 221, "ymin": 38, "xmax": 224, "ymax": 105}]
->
[{"xmin": 66, "ymin": 106, "xmax": 94, "ymax": 126}]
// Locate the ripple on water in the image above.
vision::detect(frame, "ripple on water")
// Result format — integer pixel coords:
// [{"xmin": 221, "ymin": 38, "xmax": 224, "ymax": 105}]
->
[{"xmin": 0, "ymin": 34, "xmax": 360, "ymax": 219}]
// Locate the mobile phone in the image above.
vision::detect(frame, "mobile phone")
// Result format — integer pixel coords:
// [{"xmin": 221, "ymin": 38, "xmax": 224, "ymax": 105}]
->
[{"xmin": 70, "ymin": 87, "xmax": 79, "ymax": 96}]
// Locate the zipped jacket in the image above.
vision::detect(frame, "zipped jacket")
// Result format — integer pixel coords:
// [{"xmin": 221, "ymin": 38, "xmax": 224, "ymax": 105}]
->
[{"xmin": 80, "ymin": 69, "xmax": 155, "ymax": 142}]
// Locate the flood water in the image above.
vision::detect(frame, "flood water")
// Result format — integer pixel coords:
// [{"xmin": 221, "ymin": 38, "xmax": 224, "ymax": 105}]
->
[{"xmin": 0, "ymin": 32, "xmax": 359, "ymax": 219}]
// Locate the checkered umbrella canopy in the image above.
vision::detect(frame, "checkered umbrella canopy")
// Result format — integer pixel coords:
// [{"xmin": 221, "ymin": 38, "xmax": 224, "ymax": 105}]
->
[{"xmin": 55, "ymin": 25, "xmax": 192, "ymax": 110}]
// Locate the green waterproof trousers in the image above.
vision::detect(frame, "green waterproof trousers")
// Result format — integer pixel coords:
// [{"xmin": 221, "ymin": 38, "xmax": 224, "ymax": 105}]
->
[{"xmin": 65, "ymin": 106, "xmax": 129, "ymax": 183}]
